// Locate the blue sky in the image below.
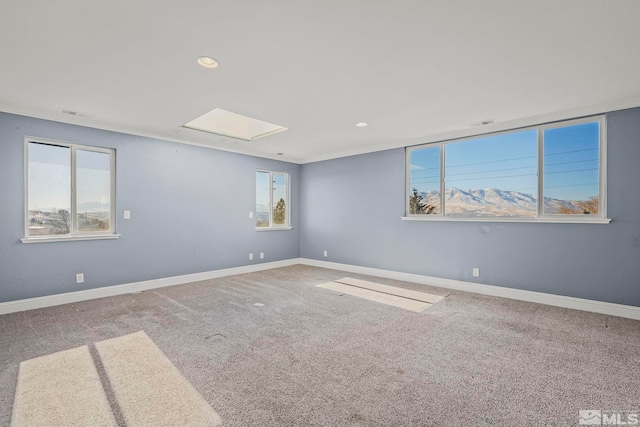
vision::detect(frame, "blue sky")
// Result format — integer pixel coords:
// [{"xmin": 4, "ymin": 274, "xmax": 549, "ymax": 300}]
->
[
  {"xmin": 543, "ymin": 122, "xmax": 599, "ymax": 200},
  {"xmin": 410, "ymin": 121, "xmax": 599, "ymax": 201},
  {"xmin": 256, "ymin": 171, "xmax": 286, "ymax": 212},
  {"xmin": 28, "ymin": 143, "xmax": 71, "ymax": 211},
  {"xmin": 28, "ymin": 143, "xmax": 111, "ymax": 211},
  {"xmin": 256, "ymin": 171, "xmax": 271, "ymax": 211}
]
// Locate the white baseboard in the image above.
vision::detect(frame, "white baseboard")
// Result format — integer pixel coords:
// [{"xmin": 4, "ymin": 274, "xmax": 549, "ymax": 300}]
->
[
  {"xmin": 299, "ymin": 258, "xmax": 640, "ymax": 321},
  {"xmin": 0, "ymin": 258, "xmax": 301, "ymax": 316},
  {"xmin": 2, "ymin": 257, "xmax": 639, "ymax": 321}
]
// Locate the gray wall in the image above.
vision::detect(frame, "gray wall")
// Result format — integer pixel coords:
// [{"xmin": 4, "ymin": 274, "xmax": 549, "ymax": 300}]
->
[
  {"xmin": 2, "ymin": 108, "xmax": 639, "ymax": 307},
  {"xmin": 0, "ymin": 112, "xmax": 300, "ymax": 303},
  {"xmin": 300, "ymin": 108, "xmax": 640, "ymax": 307}
]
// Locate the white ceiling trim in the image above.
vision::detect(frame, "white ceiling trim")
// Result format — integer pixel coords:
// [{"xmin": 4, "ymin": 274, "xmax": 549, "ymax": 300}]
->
[
  {"xmin": 0, "ymin": 101, "xmax": 297, "ymax": 163},
  {"xmin": 298, "ymin": 95, "xmax": 640, "ymax": 164},
  {"xmin": 2, "ymin": 95, "xmax": 640, "ymax": 165}
]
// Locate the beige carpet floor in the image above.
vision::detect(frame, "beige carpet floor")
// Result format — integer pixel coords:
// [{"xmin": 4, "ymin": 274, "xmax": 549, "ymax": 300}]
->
[{"xmin": 1, "ymin": 265, "xmax": 639, "ymax": 426}]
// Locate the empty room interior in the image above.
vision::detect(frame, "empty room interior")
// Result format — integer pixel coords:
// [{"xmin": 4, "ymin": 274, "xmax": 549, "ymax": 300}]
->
[{"xmin": 1, "ymin": 2, "xmax": 640, "ymax": 426}]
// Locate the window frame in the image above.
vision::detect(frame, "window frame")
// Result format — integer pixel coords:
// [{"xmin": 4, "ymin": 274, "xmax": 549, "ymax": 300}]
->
[
  {"xmin": 255, "ymin": 169, "xmax": 292, "ymax": 231},
  {"xmin": 404, "ymin": 115, "xmax": 610, "ymax": 224},
  {"xmin": 22, "ymin": 137, "xmax": 119, "ymax": 243}
]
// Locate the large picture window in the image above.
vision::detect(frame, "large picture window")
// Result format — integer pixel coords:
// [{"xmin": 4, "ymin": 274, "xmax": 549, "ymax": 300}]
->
[
  {"xmin": 406, "ymin": 116, "xmax": 607, "ymax": 222},
  {"xmin": 24, "ymin": 138, "xmax": 116, "ymax": 241},
  {"xmin": 256, "ymin": 170, "xmax": 290, "ymax": 229}
]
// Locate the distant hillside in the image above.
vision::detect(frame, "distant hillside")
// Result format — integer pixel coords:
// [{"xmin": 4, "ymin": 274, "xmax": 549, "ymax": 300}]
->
[
  {"xmin": 31, "ymin": 201, "xmax": 111, "ymax": 213},
  {"xmin": 77, "ymin": 201, "xmax": 110, "ymax": 212}
]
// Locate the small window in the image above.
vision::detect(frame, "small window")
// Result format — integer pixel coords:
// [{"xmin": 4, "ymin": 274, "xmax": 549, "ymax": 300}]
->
[
  {"xmin": 406, "ymin": 116, "xmax": 607, "ymax": 222},
  {"xmin": 25, "ymin": 139, "xmax": 116, "ymax": 239},
  {"xmin": 408, "ymin": 145, "xmax": 441, "ymax": 215},
  {"xmin": 542, "ymin": 121, "xmax": 601, "ymax": 215},
  {"xmin": 256, "ymin": 170, "xmax": 289, "ymax": 229}
]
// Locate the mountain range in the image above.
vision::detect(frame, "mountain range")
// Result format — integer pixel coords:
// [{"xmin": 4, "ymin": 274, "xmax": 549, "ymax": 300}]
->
[
  {"xmin": 32, "ymin": 202, "xmax": 111, "ymax": 213},
  {"xmin": 418, "ymin": 187, "xmax": 583, "ymax": 217}
]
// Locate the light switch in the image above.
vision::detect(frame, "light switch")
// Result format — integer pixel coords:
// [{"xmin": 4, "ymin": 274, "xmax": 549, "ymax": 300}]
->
[{"xmin": 124, "ymin": 210, "xmax": 131, "ymax": 219}]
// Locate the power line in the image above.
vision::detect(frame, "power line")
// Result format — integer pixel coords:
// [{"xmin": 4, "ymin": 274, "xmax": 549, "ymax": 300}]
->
[
  {"xmin": 545, "ymin": 158, "xmax": 597, "ymax": 167},
  {"xmin": 410, "ymin": 166, "xmax": 441, "ymax": 172},
  {"xmin": 410, "ymin": 180, "xmax": 440, "ymax": 185},
  {"xmin": 447, "ymin": 165, "xmax": 536, "ymax": 177},
  {"xmin": 544, "ymin": 168, "xmax": 598, "ymax": 175},
  {"xmin": 544, "ymin": 182, "xmax": 598, "ymax": 188},
  {"xmin": 445, "ymin": 155, "xmax": 536, "ymax": 169},
  {"xmin": 411, "ymin": 147, "xmax": 598, "ymax": 172},
  {"xmin": 412, "ymin": 181, "xmax": 598, "ymax": 190},
  {"xmin": 412, "ymin": 158, "xmax": 599, "ymax": 180},
  {"xmin": 446, "ymin": 173, "xmax": 537, "ymax": 183},
  {"xmin": 410, "ymin": 173, "xmax": 440, "ymax": 179},
  {"xmin": 413, "ymin": 167, "xmax": 597, "ymax": 186},
  {"xmin": 544, "ymin": 147, "xmax": 597, "ymax": 156}
]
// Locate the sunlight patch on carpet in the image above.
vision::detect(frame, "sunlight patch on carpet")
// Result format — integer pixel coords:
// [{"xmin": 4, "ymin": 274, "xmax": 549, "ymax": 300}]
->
[
  {"xmin": 11, "ymin": 345, "xmax": 117, "ymax": 427},
  {"xmin": 334, "ymin": 277, "xmax": 445, "ymax": 304},
  {"xmin": 318, "ymin": 281, "xmax": 432, "ymax": 312},
  {"xmin": 95, "ymin": 331, "xmax": 222, "ymax": 427}
]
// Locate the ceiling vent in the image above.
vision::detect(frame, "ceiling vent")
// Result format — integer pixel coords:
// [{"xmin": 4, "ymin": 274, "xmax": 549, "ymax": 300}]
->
[
  {"xmin": 58, "ymin": 108, "xmax": 94, "ymax": 119},
  {"xmin": 466, "ymin": 118, "xmax": 496, "ymax": 127}
]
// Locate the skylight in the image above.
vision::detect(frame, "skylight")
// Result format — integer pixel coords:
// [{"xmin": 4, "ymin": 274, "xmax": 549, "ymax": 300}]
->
[{"xmin": 183, "ymin": 108, "xmax": 287, "ymax": 141}]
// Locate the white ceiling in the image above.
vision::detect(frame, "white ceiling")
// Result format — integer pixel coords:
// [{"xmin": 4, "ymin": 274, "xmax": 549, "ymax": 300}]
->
[{"xmin": 1, "ymin": 1, "xmax": 639, "ymax": 164}]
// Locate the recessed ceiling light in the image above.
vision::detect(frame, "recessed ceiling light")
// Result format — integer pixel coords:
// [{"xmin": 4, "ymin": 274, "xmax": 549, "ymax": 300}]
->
[
  {"xmin": 197, "ymin": 56, "xmax": 219, "ymax": 68},
  {"xmin": 356, "ymin": 122, "xmax": 368, "ymax": 127}
]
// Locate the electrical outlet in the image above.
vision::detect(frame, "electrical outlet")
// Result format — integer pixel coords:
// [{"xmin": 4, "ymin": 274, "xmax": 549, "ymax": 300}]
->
[
  {"xmin": 259, "ymin": 252, "xmax": 264, "ymax": 259},
  {"xmin": 249, "ymin": 211, "xmax": 254, "ymax": 219},
  {"xmin": 76, "ymin": 273, "xmax": 84, "ymax": 284},
  {"xmin": 249, "ymin": 253, "xmax": 253, "ymax": 261},
  {"xmin": 323, "ymin": 250, "xmax": 328, "ymax": 257},
  {"xmin": 124, "ymin": 210, "xmax": 131, "ymax": 219},
  {"xmin": 472, "ymin": 268, "xmax": 480, "ymax": 277}
]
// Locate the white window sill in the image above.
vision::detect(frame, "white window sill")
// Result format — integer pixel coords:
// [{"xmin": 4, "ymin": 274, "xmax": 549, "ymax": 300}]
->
[
  {"xmin": 401, "ymin": 216, "xmax": 612, "ymax": 224},
  {"xmin": 21, "ymin": 234, "xmax": 121, "ymax": 243},
  {"xmin": 255, "ymin": 227, "xmax": 293, "ymax": 231}
]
